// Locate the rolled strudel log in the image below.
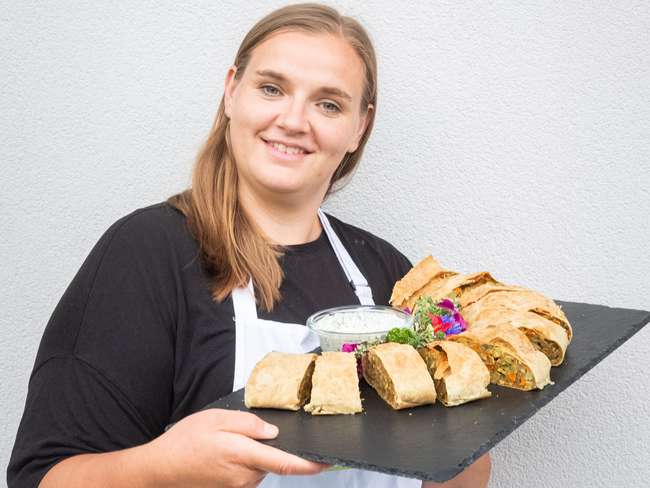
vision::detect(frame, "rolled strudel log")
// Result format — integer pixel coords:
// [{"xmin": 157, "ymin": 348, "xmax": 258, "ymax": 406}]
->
[
  {"xmin": 460, "ymin": 283, "xmax": 572, "ymax": 342},
  {"xmin": 392, "ymin": 267, "xmax": 500, "ymax": 311},
  {"xmin": 449, "ymin": 325, "xmax": 552, "ymax": 391},
  {"xmin": 304, "ymin": 352, "xmax": 363, "ymax": 415},
  {"xmin": 464, "ymin": 305, "xmax": 569, "ymax": 366},
  {"xmin": 245, "ymin": 352, "xmax": 317, "ymax": 410},
  {"xmin": 419, "ymin": 341, "xmax": 491, "ymax": 407},
  {"xmin": 417, "ymin": 271, "xmax": 500, "ymax": 306}
]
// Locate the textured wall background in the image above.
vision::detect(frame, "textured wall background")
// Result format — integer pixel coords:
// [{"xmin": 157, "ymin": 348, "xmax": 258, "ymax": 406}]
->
[{"xmin": 2, "ymin": 1, "xmax": 649, "ymax": 487}]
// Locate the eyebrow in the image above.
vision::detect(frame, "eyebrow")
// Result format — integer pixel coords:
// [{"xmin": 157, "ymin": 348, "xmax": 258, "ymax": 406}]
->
[{"xmin": 255, "ymin": 69, "xmax": 353, "ymax": 102}]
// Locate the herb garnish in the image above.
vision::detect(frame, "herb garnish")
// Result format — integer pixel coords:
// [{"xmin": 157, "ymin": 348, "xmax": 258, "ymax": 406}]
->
[{"xmin": 341, "ymin": 295, "xmax": 467, "ymax": 355}]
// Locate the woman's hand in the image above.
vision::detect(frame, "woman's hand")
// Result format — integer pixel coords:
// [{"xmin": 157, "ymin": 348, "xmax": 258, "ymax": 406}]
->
[
  {"xmin": 421, "ymin": 452, "xmax": 491, "ymax": 488},
  {"xmin": 147, "ymin": 408, "xmax": 327, "ymax": 488}
]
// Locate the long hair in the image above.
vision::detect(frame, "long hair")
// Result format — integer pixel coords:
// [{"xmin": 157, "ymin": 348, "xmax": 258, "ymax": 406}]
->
[{"xmin": 168, "ymin": 3, "xmax": 378, "ymax": 311}]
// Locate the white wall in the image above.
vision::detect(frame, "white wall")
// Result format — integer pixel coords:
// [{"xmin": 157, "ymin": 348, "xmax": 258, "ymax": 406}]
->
[{"xmin": 2, "ymin": 1, "xmax": 649, "ymax": 487}]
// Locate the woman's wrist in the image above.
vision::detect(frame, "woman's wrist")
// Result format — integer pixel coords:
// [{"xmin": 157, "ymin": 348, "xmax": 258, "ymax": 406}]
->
[
  {"xmin": 39, "ymin": 441, "xmax": 167, "ymax": 488},
  {"xmin": 129, "ymin": 438, "xmax": 175, "ymax": 488}
]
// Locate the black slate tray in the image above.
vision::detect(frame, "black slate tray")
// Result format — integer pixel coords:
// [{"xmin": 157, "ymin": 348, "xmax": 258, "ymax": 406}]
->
[{"xmin": 204, "ymin": 301, "xmax": 650, "ymax": 482}]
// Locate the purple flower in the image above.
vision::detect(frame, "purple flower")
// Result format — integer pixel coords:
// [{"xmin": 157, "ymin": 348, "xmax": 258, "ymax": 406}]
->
[
  {"xmin": 437, "ymin": 299, "xmax": 456, "ymax": 311},
  {"xmin": 453, "ymin": 311, "xmax": 467, "ymax": 329},
  {"xmin": 341, "ymin": 343, "xmax": 359, "ymax": 353},
  {"xmin": 446, "ymin": 324, "xmax": 465, "ymax": 336},
  {"xmin": 403, "ymin": 307, "xmax": 412, "ymax": 315}
]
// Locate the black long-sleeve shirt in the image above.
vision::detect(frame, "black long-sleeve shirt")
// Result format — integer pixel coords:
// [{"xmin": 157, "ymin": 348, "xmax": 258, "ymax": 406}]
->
[{"xmin": 7, "ymin": 202, "xmax": 412, "ymax": 487}]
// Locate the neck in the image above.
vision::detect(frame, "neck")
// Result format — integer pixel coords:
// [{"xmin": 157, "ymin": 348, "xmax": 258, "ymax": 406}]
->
[{"xmin": 238, "ymin": 185, "xmax": 324, "ymax": 246}]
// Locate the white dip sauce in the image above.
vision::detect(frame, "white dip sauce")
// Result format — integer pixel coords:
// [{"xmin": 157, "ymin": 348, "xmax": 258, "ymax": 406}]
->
[{"xmin": 315, "ymin": 310, "xmax": 404, "ymax": 333}]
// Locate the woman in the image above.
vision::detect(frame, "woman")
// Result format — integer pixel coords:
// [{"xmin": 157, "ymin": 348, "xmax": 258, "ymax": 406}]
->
[{"xmin": 8, "ymin": 3, "xmax": 490, "ymax": 487}]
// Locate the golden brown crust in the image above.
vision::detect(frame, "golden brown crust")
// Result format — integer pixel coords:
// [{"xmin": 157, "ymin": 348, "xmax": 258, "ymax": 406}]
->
[
  {"xmin": 530, "ymin": 307, "xmax": 572, "ymax": 343},
  {"xmin": 464, "ymin": 305, "xmax": 569, "ymax": 366},
  {"xmin": 461, "ymin": 285, "xmax": 572, "ymax": 341},
  {"xmin": 451, "ymin": 326, "xmax": 551, "ymax": 390},
  {"xmin": 304, "ymin": 352, "xmax": 362, "ymax": 415},
  {"xmin": 399, "ymin": 272, "xmax": 458, "ymax": 310},
  {"xmin": 390, "ymin": 256, "xmax": 572, "ymax": 345},
  {"xmin": 362, "ymin": 342, "xmax": 436, "ymax": 410},
  {"xmin": 402, "ymin": 271, "xmax": 500, "ymax": 310},
  {"xmin": 245, "ymin": 352, "xmax": 317, "ymax": 410},
  {"xmin": 419, "ymin": 341, "xmax": 491, "ymax": 407},
  {"xmin": 458, "ymin": 282, "xmax": 522, "ymax": 308},
  {"xmin": 389, "ymin": 256, "xmax": 449, "ymax": 309}
]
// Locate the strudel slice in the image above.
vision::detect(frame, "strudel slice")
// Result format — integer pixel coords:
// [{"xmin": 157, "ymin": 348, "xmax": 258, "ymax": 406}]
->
[
  {"xmin": 304, "ymin": 352, "xmax": 362, "ymax": 415},
  {"xmin": 449, "ymin": 325, "xmax": 551, "ymax": 390},
  {"xmin": 419, "ymin": 341, "xmax": 491, "ymax": 407},
  {"xmin": 245, "ymin": 352, "xmax": 316, "ymax": 410},
  {"xmin": 362, "ymin": 342, "xmax": 436, "ymax": 410},
  {"xmin": 465, "ymin": 305, "xmax": 569, "ymax": 366}
]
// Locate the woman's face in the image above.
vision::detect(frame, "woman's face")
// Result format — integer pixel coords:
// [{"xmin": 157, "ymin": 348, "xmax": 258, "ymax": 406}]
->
[{"xmin": 224, "ymin": 30, "xmax": 371, "ymax": 205}]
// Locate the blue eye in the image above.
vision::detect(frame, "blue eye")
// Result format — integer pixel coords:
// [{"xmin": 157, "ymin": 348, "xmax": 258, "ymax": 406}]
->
[
  {"xmin": 259, "ymin": 84, "xmax": 340, "ymax": 113},
  {"xmin": 260, "ymin": 85, "xmax": 281, "ymax": 96},
  {"xmin": 320, "ymin": 101, "xmax": 341, "ymax": 113}
]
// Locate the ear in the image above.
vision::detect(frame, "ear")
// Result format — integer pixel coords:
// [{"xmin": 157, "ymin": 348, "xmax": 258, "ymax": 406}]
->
[
  {"xmin": 348, "ymin": 104, "xmax": 374, "ymax": 153},
  {"xmin": 223, "ymin": 65, "xmax": 239, "ymax": 118}
]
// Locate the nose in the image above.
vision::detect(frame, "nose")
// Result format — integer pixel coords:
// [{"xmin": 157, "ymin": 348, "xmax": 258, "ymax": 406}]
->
[{"xmin": 276, "ymin": 97, "xmax": 310, "ymax": 134}]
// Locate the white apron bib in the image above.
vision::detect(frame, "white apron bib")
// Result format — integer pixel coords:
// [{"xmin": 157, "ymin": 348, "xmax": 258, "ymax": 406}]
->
[{"xmin": 231, "ymin": 209, "xmax": 420, "ymax": 488}]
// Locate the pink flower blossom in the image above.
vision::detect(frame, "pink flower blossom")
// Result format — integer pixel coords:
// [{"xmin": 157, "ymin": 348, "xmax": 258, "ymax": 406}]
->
[{"xmin": 437, "ymin": 299, "xmax": 456, "ymax": 311}]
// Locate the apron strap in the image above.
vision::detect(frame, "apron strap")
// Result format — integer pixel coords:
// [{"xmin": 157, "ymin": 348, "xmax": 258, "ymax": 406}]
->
[
  {"xmin": 234, "ymin": 211, "xmax": 375, "ymax": 324},
  {"xmin": 232, "ymin": 278, "xmax": 257, "ymax": 322},
  {"xmin": 231, "ymin": 279, "xmax": 257, "ymax": 389},
  {"xmin": 318, "ymin": 208, "xmax": 375, "ymax": 306}
]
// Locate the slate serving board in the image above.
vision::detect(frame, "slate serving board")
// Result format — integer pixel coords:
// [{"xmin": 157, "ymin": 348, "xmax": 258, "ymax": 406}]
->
[{"xmin": 204, "ymin": 301, "xmax": 650, "ymax": 482}]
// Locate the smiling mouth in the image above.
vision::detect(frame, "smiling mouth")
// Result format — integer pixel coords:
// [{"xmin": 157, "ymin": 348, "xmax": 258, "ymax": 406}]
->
[
  {"xmin": 262, "ymin": 138, "xmax": 313, "ymax": 156},
  {"xmin": 262, "ymin": 138, "xmax": 314, "ymax": 160}
]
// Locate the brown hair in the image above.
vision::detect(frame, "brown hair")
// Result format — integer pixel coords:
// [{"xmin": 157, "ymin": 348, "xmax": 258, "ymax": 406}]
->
[{"xmin": 168, "ymin": 3, "xmax": 378, "ymax": 311}]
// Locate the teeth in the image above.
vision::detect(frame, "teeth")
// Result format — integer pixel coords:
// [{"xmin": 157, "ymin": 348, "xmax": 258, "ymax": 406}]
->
[{"xmin": 269, "ymin": 141, "xmax": 306, "ymax": 155}]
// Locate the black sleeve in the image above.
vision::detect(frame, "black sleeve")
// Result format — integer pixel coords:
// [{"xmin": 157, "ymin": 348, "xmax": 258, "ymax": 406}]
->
[{"xmin": 7, "ymin": 205, "xmax": 180, "ymax": 488}]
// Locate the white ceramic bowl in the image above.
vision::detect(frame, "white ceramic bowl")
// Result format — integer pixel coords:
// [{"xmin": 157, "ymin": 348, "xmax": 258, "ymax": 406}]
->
[{"xmin": 306, "ymin": 305, "xmax": 412, "ymax": 352}]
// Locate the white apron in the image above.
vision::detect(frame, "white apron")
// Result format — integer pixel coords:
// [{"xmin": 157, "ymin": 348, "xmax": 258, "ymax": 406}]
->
[{"xmin": 231, "ymin": 209, "xmax": 420, "ymax": 488}]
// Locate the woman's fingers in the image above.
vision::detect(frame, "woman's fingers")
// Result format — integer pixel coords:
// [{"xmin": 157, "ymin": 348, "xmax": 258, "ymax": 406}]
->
[
  {"xmin": 239, "ymin": 436, "xmax": 329, "ymax": 476},
  {"xmin": 206, "ymin": 409, "xmax": 330, "ymax": 475},
  {"xmin": 168, "ymin": 408, "xmax": 328, "ymax": 482}
]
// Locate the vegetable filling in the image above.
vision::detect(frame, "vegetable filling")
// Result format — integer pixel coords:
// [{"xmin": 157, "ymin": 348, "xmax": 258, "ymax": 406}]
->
[{"xmin": 485, "ymin": 345, "xmax": 535, "ymax": 390}]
